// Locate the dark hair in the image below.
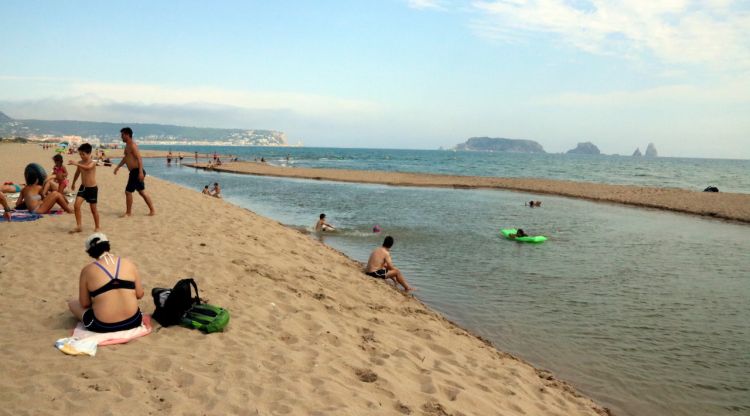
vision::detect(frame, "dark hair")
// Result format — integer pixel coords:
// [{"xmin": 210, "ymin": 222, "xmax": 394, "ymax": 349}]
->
[
  {"xmin": 204, "ymin": 185, "xmax": 209, "ymax": 189},
  {"xmin": 517, "ymin": 229, "xmax": 526, "ymax": 236},
  {"xmin": 120, "ymin": 127, "xmax": 133, "ymax": 137},
  {"xmin": 53, "ymin": 154, "xmax": 63, "ymax": 163},
  {"xmin": 86, "ymin": 239, "xmax": 111, "ymax": 259},
  {"xmin": 78, "ymin": 143, "xmax": 92, "ymax": 154},
  {"xmin": 214, "ymin": 182, "xmax": 218, "ymax": 186},
  {"xmin": 320, "ymin": 213, "xmax": 326, "ymax": 219},
  {"xmin": 383, "ymin": 236, "xmax": 394, "ymax": 248}
]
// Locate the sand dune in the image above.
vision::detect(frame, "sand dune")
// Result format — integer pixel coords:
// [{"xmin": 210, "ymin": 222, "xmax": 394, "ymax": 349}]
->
[
  {"xmin": 188, "ymin": 161, "xmax": 750, "ymax": 224},
  {"xmin": 1, "ymin": 144, "xmax": 608, "ymax": 415}
]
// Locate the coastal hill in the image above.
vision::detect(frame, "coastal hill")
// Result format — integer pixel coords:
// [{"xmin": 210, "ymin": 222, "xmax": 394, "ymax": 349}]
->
[
  {"xmin": 454, "ymin": 137, "xmax": 546, "ymax": 153},
  {"xmin": 0, "ymin": 110, "xmax": 287, "ymax": 146},
  {"xmin": 566, "ymin": 142, "xmax": 601, "ymax": 155}
]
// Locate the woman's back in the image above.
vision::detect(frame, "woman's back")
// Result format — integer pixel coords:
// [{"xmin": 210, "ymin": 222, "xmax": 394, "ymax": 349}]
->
[{"xmin": 84, "ymin": 257, "xmax": 140, "ymax": 323}]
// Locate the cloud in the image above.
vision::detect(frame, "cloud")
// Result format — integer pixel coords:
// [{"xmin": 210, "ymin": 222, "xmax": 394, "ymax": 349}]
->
[
  {"xmin": 471, "ymin": 0, "xmax": 750, "ymax": 69},
  {"xmin": 407, "ymin": 0, "xmax": 447, "ymax": 10}
]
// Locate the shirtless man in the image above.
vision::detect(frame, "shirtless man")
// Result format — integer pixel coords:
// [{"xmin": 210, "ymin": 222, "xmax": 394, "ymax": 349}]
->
[
  {"xmin": 113, "ymin": 127, "xmax": 156, "ymax": 216},
  {"xmin": 365, "ymin": 236, "xmax": 414, "ymax": 292}
]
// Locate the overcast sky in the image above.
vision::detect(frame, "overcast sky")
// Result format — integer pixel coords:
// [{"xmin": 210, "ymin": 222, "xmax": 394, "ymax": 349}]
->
[{"xmin": 1, "ymin": 1, "xmax": 749, "ymax": 158}]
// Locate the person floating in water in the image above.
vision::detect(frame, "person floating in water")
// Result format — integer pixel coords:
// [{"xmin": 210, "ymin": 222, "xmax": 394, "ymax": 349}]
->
[
  {"xmin": 315, "ymin": 213, "xmax": 336, "ymax": 232},
  {"xmin": 365, "ymin": 236, "xmax": 415, "ymax": 293},
  {"xmin": 509, "ymin": 229, "xmax": 528, "ymax": 239},
  {"xmin": 527, "ymin": 200, "xmax": 542, "ymax": 207}
]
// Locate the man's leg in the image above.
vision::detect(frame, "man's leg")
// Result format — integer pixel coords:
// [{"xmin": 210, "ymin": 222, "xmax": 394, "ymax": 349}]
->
[
  {"xmin": 386, "ymin": 268, "xmax": 414, "ymax": 292},
  {"xmin": 137, "ymin": 190, "xmax": 156, "ymax": 216},
  {"xmin": 90, "ymin": 203, "xmax": 100, "ymax": 231},
  {"xmin": 71, "ymin": 196, "xmax": 84, "ymax": 232},
  {"xmin": 123, "ymin": 191, "xmax": 134, "ymax": 216}
]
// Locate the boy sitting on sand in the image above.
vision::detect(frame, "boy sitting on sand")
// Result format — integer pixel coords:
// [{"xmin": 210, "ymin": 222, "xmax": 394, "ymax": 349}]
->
[{"xmin": 69, "ymin": 143, "xmax": 100, "ymax": 232}]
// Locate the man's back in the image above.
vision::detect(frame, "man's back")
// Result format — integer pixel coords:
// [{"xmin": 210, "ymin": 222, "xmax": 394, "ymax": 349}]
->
[{"xmin": 366, "ymin": 247, "xmax": 388, "ymax": 273}]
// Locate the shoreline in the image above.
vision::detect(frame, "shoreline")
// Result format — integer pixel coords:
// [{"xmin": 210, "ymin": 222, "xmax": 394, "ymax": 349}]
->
[
  {"xmin": 186, "ymin": 161, "xmax": 750, "ymax": 224},
  {"xmin": 1, "ymin": 143, "xmax": 611, "ymax": 415}
]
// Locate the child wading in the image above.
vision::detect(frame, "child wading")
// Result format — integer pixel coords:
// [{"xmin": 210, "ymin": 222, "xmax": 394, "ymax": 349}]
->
[{"xmin": 69, "ymin": 143, "xmax": 100, "ymax": 232}]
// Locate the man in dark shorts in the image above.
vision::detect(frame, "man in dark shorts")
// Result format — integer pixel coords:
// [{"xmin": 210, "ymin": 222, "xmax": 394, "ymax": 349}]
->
[
  {"xmin": 364, "ymin": 236, "xmax": 415, "ymax": 292},
  {"xmin": 114, "ymin": 127, "xmax": 156, "ymax": 216}
]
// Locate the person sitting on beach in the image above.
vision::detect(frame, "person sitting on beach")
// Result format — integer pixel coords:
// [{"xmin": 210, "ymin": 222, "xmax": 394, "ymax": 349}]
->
[
  {"xmin": 211, "ymin": 182, "xmax": 222, "ymax": 198},
  {"xmin": 42, "ymin": 154, "xmax": 69, "ymax": 196},
  {"xmin": 16, "ymin": 180, "xmax": 73, "ymax": 214},
  {"xmin": 1, "ymin": 182, "xmax": 23, "ymax": 194},
  {"xmin": 67, "ymin": 233, "xmax": 145, "ymax": 333},
  {"xmin": 509, "ymin": 229, "xmax": 528, "ymax": 238},
  {"xmin": 1, "ymin": 192, "xmax": 11, "ymax": 221},
  {"xmin": 315, "ymin": 213, "xmax": 336, "ymax": 232},
  {"xmin": 365, "ymin": 236, "xmax": 415, "ymax": 293},
  {"xmin": 260, "ymin": 157, "xmax": 266, "ymax": 163},
  {"xmin": 202, "ymin": 185, "xmax": 211, "ymax": 195}
]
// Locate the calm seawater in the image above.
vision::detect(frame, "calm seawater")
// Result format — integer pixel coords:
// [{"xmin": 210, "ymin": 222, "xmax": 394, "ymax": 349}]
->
[
  {"xmin": 144, "ymin": 145, "xmax": 750, "ymax": 194},
  {"xmin": 140, "ymin": 147, "xmax": 749, "ymax": 416}
]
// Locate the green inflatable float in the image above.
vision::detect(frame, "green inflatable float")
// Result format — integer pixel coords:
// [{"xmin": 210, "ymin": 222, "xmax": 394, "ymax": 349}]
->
[{"xmin": 500, "ymin": 229, "xmax": 547, "ymax": 244}]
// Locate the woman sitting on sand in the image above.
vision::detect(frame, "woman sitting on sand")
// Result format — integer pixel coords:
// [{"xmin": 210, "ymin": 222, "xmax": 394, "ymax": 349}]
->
[
  {"xmin": 15, "ymin": 183, "xmax": 72, "ymax": 214},
  {"xmin": 67, "ymin": 233, "xmax": 145, "ymax": 332}
]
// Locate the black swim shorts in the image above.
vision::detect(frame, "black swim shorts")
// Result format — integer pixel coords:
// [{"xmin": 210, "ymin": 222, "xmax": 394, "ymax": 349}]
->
[
  {"xmin": 82, "ymin": 308, "xmax": 143, "ymax": 333},
  {"xmin": 126, "ymin": 168, "xmax": 146, "ymax": 193},
  {"xmin": 366, "ymin": 269, "xmax": 387, "ymax": 279},
  {"xmin": 76, "ymin": 185, "xmax": 98, "ymax": 204}
]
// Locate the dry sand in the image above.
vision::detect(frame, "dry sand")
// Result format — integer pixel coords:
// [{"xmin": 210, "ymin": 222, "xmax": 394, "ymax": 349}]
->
[
  {"xmin": 0, "ymin": 143, "xmax": 610, "ymax": 415},
  {"xmin": 187, "ymin": 161, "xmax": 750, "ymax": 224}
]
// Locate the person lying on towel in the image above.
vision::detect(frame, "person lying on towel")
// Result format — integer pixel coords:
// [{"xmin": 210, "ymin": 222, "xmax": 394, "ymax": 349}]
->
[{"xmin": 67, "ymin": 233, "xmax": 145, "ymax": 332}]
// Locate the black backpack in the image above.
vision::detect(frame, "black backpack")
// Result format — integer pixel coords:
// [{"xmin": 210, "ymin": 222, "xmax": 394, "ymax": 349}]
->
[{"xmin": 152, "ymin": 278, "xmax": 201, "ymax": 327}]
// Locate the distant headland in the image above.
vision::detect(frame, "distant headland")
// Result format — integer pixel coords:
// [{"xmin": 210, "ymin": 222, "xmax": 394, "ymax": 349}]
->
[
  {"xmin": 0, "ymin": 110, "xmax": 296, "ymax": 147},
  {"xmin": 454, "ymin": 137, "xmax": 546, "ymax": 153}
]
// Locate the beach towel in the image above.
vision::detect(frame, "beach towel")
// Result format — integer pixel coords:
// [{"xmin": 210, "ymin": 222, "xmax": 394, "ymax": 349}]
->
[
  {"xmin": 55, "ymin": 315, "xmax": 152, "ymax": 356},
  {"xmin": 1, "ymin": 209, "xmax": 63, "ymax": 222}
]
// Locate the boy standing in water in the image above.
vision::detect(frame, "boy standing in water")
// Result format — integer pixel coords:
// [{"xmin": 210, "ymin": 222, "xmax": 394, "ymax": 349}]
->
[
  {"xmin": 114, "ymin": 127, "xmax": 156, "ymax": 216},
  {"xmin": 69, "ymin": 143, "xmax": 100, "ymax": 232}
]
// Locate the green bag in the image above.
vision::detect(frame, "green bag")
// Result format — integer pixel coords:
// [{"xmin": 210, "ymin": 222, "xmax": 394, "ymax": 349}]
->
[{"xmin": 181, "ymin": 303, "xmax": 230, "ymax": 333}]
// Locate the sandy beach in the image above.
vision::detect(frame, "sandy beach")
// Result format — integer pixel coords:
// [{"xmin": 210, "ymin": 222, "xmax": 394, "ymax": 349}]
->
[
  {"xmin": 185, "ymin": 161, "xmax": 750, "ymax": 224},
  {"xmin": 0, "ymin": 143, "xmax": 609, "ymax": 415}
]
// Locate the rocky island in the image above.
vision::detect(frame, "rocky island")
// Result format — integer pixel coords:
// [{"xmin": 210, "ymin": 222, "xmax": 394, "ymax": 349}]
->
[
  {"xmin": 645, "ymin": 143, "xmax": 658, "ymax": 157},
  {"xmin": 454, "ymin": 137, "xmax": 546, "ymax": 153},
  {"xmin": 566, "ymin": 142, "xmax": 601, "ymax": 155}
]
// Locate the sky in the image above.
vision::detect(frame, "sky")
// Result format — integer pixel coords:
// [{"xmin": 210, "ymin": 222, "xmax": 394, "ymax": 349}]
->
[{"xmin": 1, "ymin": 0, "xmax": 749, "ymax": 158}]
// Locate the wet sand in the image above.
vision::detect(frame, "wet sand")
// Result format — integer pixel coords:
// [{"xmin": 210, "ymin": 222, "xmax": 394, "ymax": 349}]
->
[{"xmin": 186, "ymin": 161, "xmax": 750, "ymax": 224}]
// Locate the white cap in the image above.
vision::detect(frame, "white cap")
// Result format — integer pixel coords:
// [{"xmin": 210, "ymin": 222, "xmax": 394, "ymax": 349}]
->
[{"xmin": 85, "ymin": 232, "xmax": 109, "ymax": 251}]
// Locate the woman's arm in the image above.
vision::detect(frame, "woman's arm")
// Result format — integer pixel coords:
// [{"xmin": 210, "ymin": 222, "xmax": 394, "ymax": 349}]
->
[
  {"xmin": 132, "ymin": 261, "xmax": 145, "ymax": 300},
  {"xmin": 78, "ymin": 268, "xmax": 92, "ymax": 309}
]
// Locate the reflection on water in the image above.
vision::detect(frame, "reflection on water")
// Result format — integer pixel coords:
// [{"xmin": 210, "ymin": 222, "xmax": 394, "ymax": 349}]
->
[{"xmin": 148, "ymin": 160, "xmax": 750, "ymax": 416}]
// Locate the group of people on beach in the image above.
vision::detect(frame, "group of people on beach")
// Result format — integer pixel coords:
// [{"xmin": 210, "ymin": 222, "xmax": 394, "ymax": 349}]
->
[
  {"xmin": 201, "ymin": 182, "xmax": 222, "ymax": 198},
  {"xmin": 2, "ymin": 127, "xmax": 156, "ymax": 230}
]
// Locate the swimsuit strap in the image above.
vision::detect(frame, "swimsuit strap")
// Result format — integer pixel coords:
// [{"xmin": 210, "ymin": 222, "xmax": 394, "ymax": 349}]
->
[{"xmin": 92, "ymin": 257, "xmax": 121, "ymax": 281}]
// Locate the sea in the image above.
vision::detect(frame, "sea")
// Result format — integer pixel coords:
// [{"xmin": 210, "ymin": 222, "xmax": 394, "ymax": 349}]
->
[{"xmin": 141, "ymin": 145, "xmax": 750, "ymax": 416}]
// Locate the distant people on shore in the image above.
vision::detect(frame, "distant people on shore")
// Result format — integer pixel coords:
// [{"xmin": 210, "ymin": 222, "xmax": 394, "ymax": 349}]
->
[
  {"xmin": 67, "ymin": 233, "xmax": 145, "ymax": 333},
  {"xmin": 194, "ymin": 151, "xmax": 199, "ymax": 163},
  {"xmin": 166, "ymin": 151, "xmax": 172, "ymax": 166},
  {"xmin": 260, "ymin": 157, "xmax": 266, "ymax": 163},
  {"xmin": 69, "ymin": 143, "xmax": 100, "ymax": 232},
  {"xmin": 42, "ymin": 154, "xmax": 69, "ymax": 196},
  {"xmin": 211, "ymin": 182, "xmax": 222, "ymax": 198},
  {"xmin": 178, "ymin": 153, "xmax": 183, "ymax": 164},
  {"xmin": 114, "ymin": 127, "xmax": 156, "ymax": 217},
  {"xmin": 315, "ymin": 213, "xmax": 336, "ymax": 232},
  {"xmin": 365, "ymin": 236, "xmax": 415, "ymax": 293}
]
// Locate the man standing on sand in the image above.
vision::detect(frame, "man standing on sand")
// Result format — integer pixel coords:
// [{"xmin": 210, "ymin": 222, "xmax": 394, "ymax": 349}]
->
[
  {"xmin": 365, "ymin": 236, "xmax": 415, "ymax": 293},
  {"xmin": 114, "ymin": 127, "xmax": 156, "ymax": 216}
]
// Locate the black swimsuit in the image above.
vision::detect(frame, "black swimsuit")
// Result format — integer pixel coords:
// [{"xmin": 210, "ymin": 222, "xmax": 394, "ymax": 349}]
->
[{"xmin": 84, "ymin": 257, "xmax": 142, "ymax": 333}]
